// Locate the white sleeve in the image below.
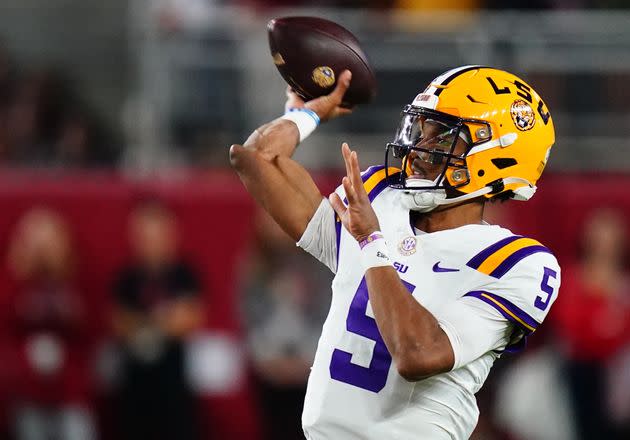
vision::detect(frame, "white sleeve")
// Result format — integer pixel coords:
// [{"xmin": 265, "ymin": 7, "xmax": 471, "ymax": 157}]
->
[
  {"xmin": 489, "ymin": 251, "xmax": 561, "ymax": 326},
  {"xmin": 438, "ymin": 296, "xmax": 514, "ymax": 370},
  {"xmin": 439, "ymin": 251, "xmax": 562, "ymax": 370},
  {"xmin": 296, "ymin": 198, "xmax": 339, "ymax": 273}
]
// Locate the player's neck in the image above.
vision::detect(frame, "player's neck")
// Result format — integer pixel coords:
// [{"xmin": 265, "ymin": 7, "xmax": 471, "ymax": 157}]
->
[{"xmin": 412, "ymin": 201, "xmax": 485, "ymax": 234}]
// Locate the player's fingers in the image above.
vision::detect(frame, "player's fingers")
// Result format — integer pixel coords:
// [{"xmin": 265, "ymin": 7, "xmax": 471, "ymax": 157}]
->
[
  {"xmin": 341, "ymin": 142, "xmax": 353, "ymax": 180},
  {"xmin": 342, "ymin": 176, "xmax": 358, "ymax": 205},
  {"xmin": 349, "ymin": 150, "xmax": 365, "ymax": 196},
  {"xmin": 329, "ymin": 70, "xmax": 352, "ymax": 104},
  {"xmin": 344, "ymin": 145, "xmax": 360, "ymax": 188},
  {"xmin": 328, "ymin": 192, "xmax": 347, "ymax": 217}
]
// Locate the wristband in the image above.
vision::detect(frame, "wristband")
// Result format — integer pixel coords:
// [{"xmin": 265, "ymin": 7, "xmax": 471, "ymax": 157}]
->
[
  {"xmin": 280, "ymin": 108, "xmax": 320, "ymax": 143},
  {"xmin": 360, "ymin": 232, "xmax": 392, "ymax": 270},
  {"xmin": 359, "ymin": 231, "xmax": 384, "ymax": 249}
]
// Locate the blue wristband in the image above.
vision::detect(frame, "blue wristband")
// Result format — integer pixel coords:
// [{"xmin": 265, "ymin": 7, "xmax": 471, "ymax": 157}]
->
[{"xmin": 286, "ymin": 107, "xmax": 320, "ymax": 126}]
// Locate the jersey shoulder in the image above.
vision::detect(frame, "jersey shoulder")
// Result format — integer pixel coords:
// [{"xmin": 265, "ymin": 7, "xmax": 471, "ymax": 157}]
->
[
  {"xmin": 463, "ymin": 230, "xmax": 561, "ymax": 335},
  {"xmin": 360, "ymin": 165, "xmax": 402, "ymax": 202},
  {"xmin": 333, "ymin": 165, "xmax": 401, "ymax": 203},
  {"xmin": 465, "ymin": 233, "xmax": 559, "ymax": 280}
]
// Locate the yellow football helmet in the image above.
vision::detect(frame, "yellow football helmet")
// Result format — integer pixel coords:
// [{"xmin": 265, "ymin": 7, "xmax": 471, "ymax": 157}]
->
[{"xmin": 386, "ymin": 65, "xmax": 555, "ymax": 211}]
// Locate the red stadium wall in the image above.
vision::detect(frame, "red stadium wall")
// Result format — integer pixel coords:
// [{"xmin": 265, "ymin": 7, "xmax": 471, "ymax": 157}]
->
[{"xmin": 0, "ymin": 169, "xmax": 628, "ymax": 438}]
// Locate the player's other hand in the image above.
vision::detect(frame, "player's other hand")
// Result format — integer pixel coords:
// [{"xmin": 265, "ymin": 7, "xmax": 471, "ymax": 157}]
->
[
  {"xmin": 285, "ymin": 70, "xmax": 353, "ymax": 122},
  {"xmin": 329, "ymin": 143, "xmax": 380, "ymax": 243}
]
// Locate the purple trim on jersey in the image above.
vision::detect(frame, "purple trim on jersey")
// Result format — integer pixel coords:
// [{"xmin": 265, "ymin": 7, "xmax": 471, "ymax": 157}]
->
[
  {"xmin": 361, "ymin": 165, "xmax": 386, "ymax": 183},
  {"xmin": 343, "ymin": 169, "xmax": 401, "ymax": 205},
  {"xmin": 367, "ymin": 173, "xmax": 400, "ymax": 202},
  {"xmin": 335, "ymin": 215, "xmax": 342, "ymax": 272},
  {"xmin": 466, "ymin": 235, "xmax": 523, "ymax": 270},
  {"xmin": 489, "ymin": 245, "xmax": 552, "ymax": 278},
  {"xmin": 342, "ymin": 166, "xmax": 386, "ymax": 205},
  {"xmin": 464, "ymin": 290, "xmax": 539, "ymax": 334}
]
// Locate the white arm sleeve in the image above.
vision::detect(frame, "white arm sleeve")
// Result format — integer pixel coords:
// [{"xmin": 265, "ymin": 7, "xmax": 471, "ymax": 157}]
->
[
  {"xmin": 296, "ymin": 198, "xmax": 338, "ymax": 273},
  {"xmin": 438, "ymin": 297, "xmax": 514, "ymax": 370}
]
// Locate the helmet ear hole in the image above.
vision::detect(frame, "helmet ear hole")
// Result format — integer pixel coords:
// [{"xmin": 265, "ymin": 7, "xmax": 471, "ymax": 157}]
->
[{"xmin": 491, "ymin": 158, "xmax": 518, "ymax": 169}]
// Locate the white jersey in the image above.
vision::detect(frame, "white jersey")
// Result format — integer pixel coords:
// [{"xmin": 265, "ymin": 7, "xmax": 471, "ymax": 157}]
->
[{"xmin": 297, "ymin": 166, "xmax": 561, "ymax": 440}]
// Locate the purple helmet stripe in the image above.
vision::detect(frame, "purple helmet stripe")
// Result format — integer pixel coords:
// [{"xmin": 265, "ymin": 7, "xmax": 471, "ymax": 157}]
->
[
  {"xmin": 466, "ymin": 235, "xmax": 523, "ymax": 270},
  {"xmin": 489, "ymin": 245, "xmax": 551, "ymax": 278}
]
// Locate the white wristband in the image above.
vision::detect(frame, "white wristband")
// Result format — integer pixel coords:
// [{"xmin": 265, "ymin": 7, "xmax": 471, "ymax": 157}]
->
[
  {"xmin": 360, "ymin": 233, "xmax": 392, "ymax": 271},
  {"xmin": 280, "ymin": 108, "xmax": 320, "ymax": 143}
]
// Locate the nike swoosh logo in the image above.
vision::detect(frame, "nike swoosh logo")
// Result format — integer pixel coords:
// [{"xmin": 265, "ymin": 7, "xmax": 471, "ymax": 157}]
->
[{"xmin": 432, "ymin": 262, "xmax": 460, "ymax": 273}]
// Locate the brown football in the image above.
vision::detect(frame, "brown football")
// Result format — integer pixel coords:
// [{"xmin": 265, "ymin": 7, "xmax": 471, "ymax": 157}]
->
[{"xmin": 268, "ymin": 16, "xmax": 377, "ymax": 108}]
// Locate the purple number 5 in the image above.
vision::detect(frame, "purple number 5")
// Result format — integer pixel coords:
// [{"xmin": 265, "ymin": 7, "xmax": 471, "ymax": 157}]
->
[
  {"xmin": 329, "ymin": 278, "xmax": 415, "ymax": 393},
  {"xmin": 535, "ymin": 266, "xmax": 557, "ymax": 311}
]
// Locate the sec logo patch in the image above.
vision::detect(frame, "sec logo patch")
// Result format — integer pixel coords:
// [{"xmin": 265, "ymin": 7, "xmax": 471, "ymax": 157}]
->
[{"xmin": 398, "ymin": 236, "xmax": 417, "ymax": 256}]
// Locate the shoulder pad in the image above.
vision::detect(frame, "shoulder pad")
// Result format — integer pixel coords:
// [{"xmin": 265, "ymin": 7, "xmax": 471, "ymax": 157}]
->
[
  {"xmin": 357, "ymin": 166, "xmax": 401, "ymax": 202},
  {"xmin": 466, "ymin": 235, "xmax": 552, "ymax": 279}
]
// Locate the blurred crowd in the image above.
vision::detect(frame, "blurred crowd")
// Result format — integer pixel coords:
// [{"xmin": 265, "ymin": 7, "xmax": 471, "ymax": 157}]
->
[
  {"xmin": 2, "ymin": 1, "xmax": 630, "ymax": 169},
  {"xmin": 0, "ymin": 201, "xmax": 205, "ymax": 440},
  {"xmin": 0, "ymin": 44, "xmax": 118, "ymax": 168}
]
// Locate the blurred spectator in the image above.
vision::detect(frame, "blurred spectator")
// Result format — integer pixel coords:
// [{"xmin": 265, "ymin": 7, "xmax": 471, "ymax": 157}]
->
[
  {"xmin": 0, "ymin": 42, "xmax": 119, "ymax": 168},
  {"xmin": 240, "ymin": 209, "xmax": 332, "ymax": 440},
  {"xmin": 2, "ymin": 208, "xmax": 95, "ymax": 440},
  {"xmin": 552, "ymin": 208, "xmax": 630, "ymax": 439},
  {"xmin": 111, "ymin": 200, "xmax": 203, "ymax": 440}
]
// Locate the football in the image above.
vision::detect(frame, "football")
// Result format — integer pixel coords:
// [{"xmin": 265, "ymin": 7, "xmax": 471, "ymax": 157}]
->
[{"xmin": 267, "ymin": 16, "xmax": 377, "ymax": 107}]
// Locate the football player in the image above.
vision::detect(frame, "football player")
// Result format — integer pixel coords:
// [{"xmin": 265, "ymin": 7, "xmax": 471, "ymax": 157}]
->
[{"xmin": 230, "ymin": 65, "xmax": 560, "ymax": 439}]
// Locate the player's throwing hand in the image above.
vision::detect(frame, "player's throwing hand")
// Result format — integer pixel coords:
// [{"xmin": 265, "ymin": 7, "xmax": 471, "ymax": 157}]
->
[
  {"xmin": 329, "ymin": 143, "xmax": 381, "ymax": 243},
  {"xmin": 285, "ymin": 70, "xmax": 353, "ymax": 122}
]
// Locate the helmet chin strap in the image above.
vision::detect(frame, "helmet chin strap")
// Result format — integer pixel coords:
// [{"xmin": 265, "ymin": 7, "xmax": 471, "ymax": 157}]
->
[{"xmin": 400, "ymin": 177, "xmax": 536, "ymax": 212}]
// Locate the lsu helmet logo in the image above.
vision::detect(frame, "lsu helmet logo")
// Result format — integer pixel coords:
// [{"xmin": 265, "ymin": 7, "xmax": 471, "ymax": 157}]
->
[{"xmin": 510, "ymin": 99, "xmax": 536, "ymax": 131}]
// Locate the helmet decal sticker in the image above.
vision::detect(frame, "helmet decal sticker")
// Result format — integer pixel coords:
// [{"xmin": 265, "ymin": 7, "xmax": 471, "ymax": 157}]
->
[{"xmin": 510, "ymin": 99, "xmax": 536, "ymax": 131}]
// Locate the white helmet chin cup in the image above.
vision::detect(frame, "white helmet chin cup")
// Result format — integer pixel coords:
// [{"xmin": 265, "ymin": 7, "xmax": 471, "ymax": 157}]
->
[
  {"xmin": 400, "ymin": 178, "xmax": 446, "ymax": 212},
  {"xmin": 399, "ymin": 176, "xmax": 537, "ymax": 212}
]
